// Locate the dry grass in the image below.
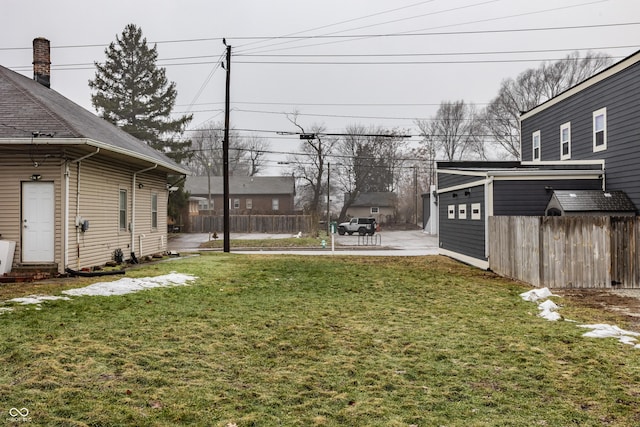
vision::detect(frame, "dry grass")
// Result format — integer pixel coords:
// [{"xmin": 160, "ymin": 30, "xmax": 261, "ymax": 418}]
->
[{"xmin": 1, "ymin": 254, "xmax": 640, "ymax": 426}]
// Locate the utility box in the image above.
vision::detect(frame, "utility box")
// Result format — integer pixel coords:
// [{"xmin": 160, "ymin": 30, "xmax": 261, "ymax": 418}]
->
[{"xmin": 0, "ymin": 240, "xmax": 16, "ymax": 275}]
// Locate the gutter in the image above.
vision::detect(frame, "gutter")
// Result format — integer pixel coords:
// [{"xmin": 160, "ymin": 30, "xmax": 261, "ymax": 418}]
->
[{"xmin": 131, "ymin": 164, "xmax": 158, "ymax": 260}]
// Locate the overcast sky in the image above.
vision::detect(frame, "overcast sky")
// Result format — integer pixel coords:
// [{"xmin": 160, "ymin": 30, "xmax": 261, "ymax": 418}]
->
[{"xmin": 2, "ymin": 0, "xmax": 639, "ymax": 173}]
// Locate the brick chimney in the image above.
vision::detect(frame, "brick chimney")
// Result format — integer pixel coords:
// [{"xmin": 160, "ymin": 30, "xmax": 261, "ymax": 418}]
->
[{"xmin": 33, "ymin": 37, "xmax": 51, "ymax": 88}]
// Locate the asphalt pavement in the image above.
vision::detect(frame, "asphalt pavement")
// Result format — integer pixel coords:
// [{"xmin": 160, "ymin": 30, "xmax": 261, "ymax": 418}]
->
[{"xmin": 167, "ymin": 229, "xmax": 439, "ymax": 256}]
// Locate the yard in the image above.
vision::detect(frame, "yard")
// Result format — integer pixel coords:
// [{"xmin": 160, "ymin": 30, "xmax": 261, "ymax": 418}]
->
[{"xmin": 1, "ymin": 253, "xmax": 640, "ymax": 426}]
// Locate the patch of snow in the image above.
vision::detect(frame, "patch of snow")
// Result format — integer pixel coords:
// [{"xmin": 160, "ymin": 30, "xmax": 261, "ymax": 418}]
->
[
  {"xmin": 0, "ymin": 307, "xmax": 14, "ymax": 314},
  {"xmin": 537, "ymin": 299, "xmax": 562, "ymax": 321},
  {"xmin": 7, "ymin": 295, "xmax": 71, "ymax": 305},
  {"xmin": 520, "ymin": 287, "xmax": 556, "ymax": 302},
  {"xmin": 578, "ymin": 324, "xmax": 640, "ymax": 347},
  {"xmin": 61, "ymin": 273, "xmax": 197, "ymax": 297}
]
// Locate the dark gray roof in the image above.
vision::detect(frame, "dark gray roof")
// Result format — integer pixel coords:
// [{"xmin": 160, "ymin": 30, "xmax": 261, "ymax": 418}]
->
[
  {"xmin": 185, "ymin": 176, "xmax": 295, "ymax": 196},
  {"xmin": 551, "ymin": 190, "xmax": 636, "ymax": 212},
  {"xmin": 0, "ymin": 65, "xmax": 187, "ymax": 174},
  {"xmin": 351, "ymin": 192, "xmax": 397, "ymax": 207}
]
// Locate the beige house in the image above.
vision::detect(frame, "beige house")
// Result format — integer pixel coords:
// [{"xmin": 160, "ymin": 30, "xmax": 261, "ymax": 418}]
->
[
  {"xmin": 0, "ymin": 38, "xmax": 188, "ymax": 275},
  {"xmin": 345, "ymin": 192, "xmax": 397, "ymax": 224}
]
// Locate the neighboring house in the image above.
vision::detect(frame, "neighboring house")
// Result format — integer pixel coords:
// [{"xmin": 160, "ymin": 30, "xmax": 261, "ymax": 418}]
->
[
  {"xmin": 436, "ymin": 48, "xmax": 640, "ymax": 269},
  {"xmin": 344, "ymin": 192, "xmax": 396, "ymax": 223},
  {"xmin": 520, "ymin": 49, "xmax": 640, "ymax": 208},
  {"xmin": 0, "ymin": 38, "xmax": 188, "ymax": 275},
  {"xmin": 185, "ymin": 176, "xmax": 296, "ymax": 215}
]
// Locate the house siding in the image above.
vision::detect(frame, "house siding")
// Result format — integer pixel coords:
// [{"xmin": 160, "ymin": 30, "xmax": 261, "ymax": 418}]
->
[
  {"xmin": 437, "ymin": 171, "xmax": 485, "ymax": 189},
  {"xmin": 493, "ymin": 179, "xmax": 603, "ymax": 216},
  {"xmin": 438, "ymin": 184, "xmax": 486, "ymax": 261},
  {"xmin": 521, "ymin": 59, "xmax": 640, "ymax": 209},
  {"xmin": 67, "ymin": 155, "xmax": 168, "ymax": 270},
  {"xmin": 0, "ymin": 148, "xmax": 169, "ymax": 273}
]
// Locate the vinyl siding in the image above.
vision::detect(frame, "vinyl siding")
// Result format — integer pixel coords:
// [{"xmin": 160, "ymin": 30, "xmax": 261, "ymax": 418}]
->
[
  {"xmin": 437, "ymin": 171, "xmax": 485, "ymax": 189},
  {"xmin": 438, "ymin": 184, "xmax": 486, "ymax": 261},
  {"xmin": 493, "ymin": 179, "xmax": 602, "ymax": 216},
  {"xmin": 521, "ymin": 60, "xmax": 640, "ymax": 209},
  {"xmin": 67, "ymin": 156, "xmax": 169, "ymax": 270},
  {"xmin": 0, "ymin": 146, "xmax": 170, "ymax": 273}
]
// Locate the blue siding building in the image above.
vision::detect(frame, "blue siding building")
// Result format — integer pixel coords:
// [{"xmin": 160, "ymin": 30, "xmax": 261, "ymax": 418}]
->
[{"xmin": 436, "ymin": 49, "xmax": 640, "ymax": 269}]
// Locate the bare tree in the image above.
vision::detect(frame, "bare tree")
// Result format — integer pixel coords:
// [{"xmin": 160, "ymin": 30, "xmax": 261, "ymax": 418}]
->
[
  {"xmin": 416, "ymin": 100, "xmax": 481, "ymax": 162},
  {"xmin": 484, "ymin": 51, "xmax": 612, "ymax": 159},
  {"xmin": 335, "ymin": 125, "xmax": 406, "ymax": 221},
  {"xmin": 243, "ymin": 134, "xmax": 269, "ymax": 176},
  {"xmin": 188, "ymin": 121, "xmax": 269, "ymax": 176},
  {"xmin": 286, "ymin": 113, "xmax": 336, "ymax": 225}
]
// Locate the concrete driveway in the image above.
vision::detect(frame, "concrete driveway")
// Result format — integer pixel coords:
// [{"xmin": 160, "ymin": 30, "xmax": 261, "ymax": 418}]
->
[{"xmin": 168, "ymin": 230, "xmax": 439, "ymax": 256}]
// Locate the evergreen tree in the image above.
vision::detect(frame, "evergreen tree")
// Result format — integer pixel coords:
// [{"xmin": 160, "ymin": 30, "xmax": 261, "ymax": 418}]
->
[{"xmin": 89, "ymin": 24, "xmax": 192, "ymax": 162}]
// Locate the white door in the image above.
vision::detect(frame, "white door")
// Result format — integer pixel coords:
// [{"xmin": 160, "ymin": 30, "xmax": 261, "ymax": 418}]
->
[{"xmin": 22, "ymin": 181, "xmax": 55, "ymax": 263}]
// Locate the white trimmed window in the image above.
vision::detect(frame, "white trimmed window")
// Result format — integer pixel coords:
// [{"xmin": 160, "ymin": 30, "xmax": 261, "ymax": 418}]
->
[
  {"xmin": 246, "ymin": 199, "xmax": 252, "ymax": 210},
  {"xmin": 447, "ymin": 204, "xmax": 455, "ymax": 219},
  {"xmin": 272, "ymin": 198, "xmax": 279, "ymax": 211},
  {"xmin": 119, "ymin": 189, "xmax": 127, "ymax": 231},
  {"xmin": 471, "ymin": 203, "xmax": 481, "ymax": 220},
  {"xmin": 560, "ymin": 122, "xmax": 571, "ymax": 160},
  {"xmin": 151, "ymin": 193, "xmax": 158, "ymax": 229},
  {"xmin": 532, "ymin": 130, "xmax": 541, "ymax": 161},
  {"xmin": 458, "ymin": 204, "xmax": 467, "ymax": 220},
  {"xmin": 370, "ymin": 207, "xmax": 379, "ymax": 214},
  {"xmin": 233, "ymin": 198, "xmax": 240, "ymax": 209},
  {"xmin": 593, "ymin": 108, "xmax": 607, "ymax": 152}
]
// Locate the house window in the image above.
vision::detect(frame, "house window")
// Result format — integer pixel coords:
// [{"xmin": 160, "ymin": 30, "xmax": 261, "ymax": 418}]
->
[
  {"xmin": 471, "ymin": 203, "xmax": 481, "ymax": 220},
  {"xmin": 371, "ymin": 207, "xmax": 379, "ymax": 214},
  {"xmin": 233, "ymin": 199, "xmax": 240, "ymax": 209},
  {"xmin": 119, "ymin": 189, "xmax": 127, "ymax": 231},
  {"xmin": 532, "ymin": 130, "xmax": 541, "ymax": 161},
  {"xmin": 593, "ymin": 108, "xmax": 607, "ymax": 152},
  {"xmin": 458, "ymin": 204, "xmax": 467, "ymax": 220},
  {"xmin": 151, "ymin": 193, "xmax": 158, "ymax": 229},
  {"xmin": 272, "ymin": 198, "xmax": 279, "ymax": 211},
  {"xmin": 246, "ymin": 199, "xmax": 252, "ymax": 210},
  {"xmin": 560, "ymin": 122, "xmax": 571, "ymax": 160},
  {"xmin": 448, "ymin": 205, "xmax": 455, "ymax": 219}
]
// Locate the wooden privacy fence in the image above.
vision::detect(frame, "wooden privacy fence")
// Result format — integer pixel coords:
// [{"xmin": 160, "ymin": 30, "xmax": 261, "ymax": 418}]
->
[
  {"xmin": 188, "ymin": 215, "xmax": 313, "ymax": 234},
  {"xmin": 489, "ymin": 216, "xmax": 640, "ymax": 289}
]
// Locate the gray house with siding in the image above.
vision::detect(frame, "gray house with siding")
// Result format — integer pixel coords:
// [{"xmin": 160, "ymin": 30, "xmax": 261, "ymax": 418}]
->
[
  {"xmin": 0, "ymin": 38, "xmax": 188, "ymax": 276},
  {"xmin": 437, "ymin": 48, "xmax": 640, "ymax": 269}
]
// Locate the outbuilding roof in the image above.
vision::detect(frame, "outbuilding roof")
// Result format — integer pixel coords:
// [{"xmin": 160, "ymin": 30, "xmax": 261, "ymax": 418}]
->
[
  {"xmin": 0, "ymin": 65, "xmax": 188, "ymax": 174},
  {"xmin": 550, "ymin": 190, "xmax": 636, "ymax": 213}
]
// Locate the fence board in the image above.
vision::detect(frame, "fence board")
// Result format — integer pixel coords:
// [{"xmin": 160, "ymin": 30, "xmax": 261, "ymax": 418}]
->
[
  {"xmin": 490, "ymin": 216, "xmax": 640, "ymax": 289},
  {"xmin": 187, "ymin": 215, "xmax": 312, "ymax": 234}
]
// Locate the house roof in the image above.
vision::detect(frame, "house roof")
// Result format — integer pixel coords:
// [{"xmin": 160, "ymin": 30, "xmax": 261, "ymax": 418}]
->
[
  {"xmin": 351, "ymin": 192, "xmax": 397, "ymax": 207},
  {"xmin": 185, "ymin": 176, "xmax": 295, "ymax": 196},
  {"xmin": 0, "ymin": 65, "xmax": 188, "ymax": 174},
  {"xmin": 550, "ymin": 190, "xmax": 636, "ymax": 213}
]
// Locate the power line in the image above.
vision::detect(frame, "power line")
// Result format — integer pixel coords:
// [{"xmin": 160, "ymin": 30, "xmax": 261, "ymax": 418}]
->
[{"xmin": 2, "ymin": 21, "xmax": 638, "ymax": 53}]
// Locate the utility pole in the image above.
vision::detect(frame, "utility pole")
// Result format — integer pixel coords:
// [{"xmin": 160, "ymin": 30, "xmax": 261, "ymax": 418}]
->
[
  {"xmin": 223, "ymin": 40, "xmax": 231, "ymax": 252},
  {"xmin": 326, "ymin": 162, "xmax": 330, "ymax": 235}
]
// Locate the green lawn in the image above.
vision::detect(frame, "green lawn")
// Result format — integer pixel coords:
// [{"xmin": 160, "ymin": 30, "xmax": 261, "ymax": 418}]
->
[{"xmin": 1, "ymin": 254, "xmax": 640, "ymax": 426}]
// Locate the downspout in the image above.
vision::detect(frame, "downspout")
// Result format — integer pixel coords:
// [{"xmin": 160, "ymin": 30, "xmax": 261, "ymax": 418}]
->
[
  {"xmin": 66, "ymin": 148, "xmax": 99, "ymax": 271},
  {"xmin": 131, "ymin": 164, "xmax": 158, "ymax": 260}
]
